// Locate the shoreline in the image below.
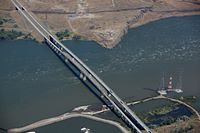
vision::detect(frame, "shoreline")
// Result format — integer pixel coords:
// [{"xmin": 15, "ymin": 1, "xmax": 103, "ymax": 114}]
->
[
  {"xmin": 106, "ymin": 13, "xmax": 200, "ymax": 48},
  {"xmin": 54, "ymin": 13, "xmax": 200, "ymax": 48},
  {"xmin": 1, "ymin": 0, "xmax": 200, "ymax": 48},
  {"xmin": 7, "ymin": 113, "xmax": 131, "ymax": 133},
  {"xmin": 7, "ymin": 95, "xmax": 200, "ymax": 133},
  {"xmin": 1, "ymin": 14, "xmax": 200, "ymax": 48}
]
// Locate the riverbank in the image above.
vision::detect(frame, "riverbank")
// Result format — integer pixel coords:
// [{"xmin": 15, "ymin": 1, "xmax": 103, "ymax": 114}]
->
[
  {"xmin": 1, "ymin": 0, "xmax": 200, "ymax": 48},
  {"xmin": 154, "ymin": 117, "xmax": 200, "ymax": 133},
  {"xmin": 7, "ymin": 113, "xmax": 131, "ymax": 133},
  {"xmin": 7, "ymin": 95, "xmax": 200, "ymax": 133}
]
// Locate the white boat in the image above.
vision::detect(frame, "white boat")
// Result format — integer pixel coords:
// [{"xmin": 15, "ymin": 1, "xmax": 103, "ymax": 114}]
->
[
  {"xmin": 157, "ymin": 73, "xmax": 167, "ymax": 95},
  {"xmin": 81, "ymin": 127, "xmax": 90, "ymax": 133},
  {"xmin": 174, "ymin": 89, "xmax": 183, "ymax": 93},
  {"xmin": 81, "ymin": 127, "xmax": 87, "ymax": 131},
  {"xmin": 158, "ymin": 90, "xmax": 167, "ymax": 95}
]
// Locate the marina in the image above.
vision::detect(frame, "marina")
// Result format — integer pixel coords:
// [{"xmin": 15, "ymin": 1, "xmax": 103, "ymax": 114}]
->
[{"xmin": 157, "ymin": 74, "xmax": 183, "ymax": 95}]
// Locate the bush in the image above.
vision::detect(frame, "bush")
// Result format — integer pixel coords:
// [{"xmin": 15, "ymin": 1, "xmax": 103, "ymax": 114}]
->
[
  {"xmin": 56, "ymin": 29, "xmax": 72, "ymax": 40},
  {"xmin": 0, "ymin": 20, "xmax": 3, "ymax": 25},
  {"xmin": 0, "ymin": 29, "xmax": 23, "ymax": 40},
  {"xmin": 0, "ymin": 17, "xmax": 12, "ymax": 25},
  {"xmin": 72, "ymin": 34, "xmax": 81, "ymax": 40}
]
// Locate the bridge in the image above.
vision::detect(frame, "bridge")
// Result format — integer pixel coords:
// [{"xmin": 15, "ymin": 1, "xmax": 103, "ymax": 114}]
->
[{"xmin": 11, "ymin": 0, "xmax": 152, "ymax": 132}]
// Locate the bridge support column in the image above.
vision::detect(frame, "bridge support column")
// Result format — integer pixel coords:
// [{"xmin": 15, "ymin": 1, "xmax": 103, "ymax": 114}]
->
[
  {"xmin": 71, "ymin": 58, "xmax": 75, "ymax": 62},
  {"xmin": 79, "ymin": 73, "xmax": 87, "ymax": 81},
  {"xmin": 83, "ymin": 76, "xmax": 87, "ymax": 81},
  {"xmin": 122, "ymin": 117, "xmax": 126, "ymax": 122},
  {"xmin": 65, "ymin": 59, "xmax": 68, "ymax": 63},
  {"xmin": 80, "ymin": 73, "xmax": 83, "ymax": 79}
]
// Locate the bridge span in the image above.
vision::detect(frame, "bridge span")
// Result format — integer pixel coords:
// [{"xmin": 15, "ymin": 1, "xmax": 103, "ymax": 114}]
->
[{"xmin": 10, "ymin": 0, "xmax": 152, "ymax": 132}]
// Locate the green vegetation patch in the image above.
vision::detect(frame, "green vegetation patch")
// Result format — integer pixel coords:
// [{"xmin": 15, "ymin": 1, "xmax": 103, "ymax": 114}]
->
[
  {"xmin": 0, "ymin": 20, "xmax": 3, "ymax": 25},
  {"xmin": 56, "ymin": 29, "xmax": 82, "ymax": 40},
  {"xmin": 0, "ymin": 29, "xmax": 23, "ymax": 40},
  {"xmin": 178, "ymin": 96, "xmax": 197, "ymax": 104},
  {"xmin": 0, "ymin": 17, "xmax": 14, "ymax": 26},
  {"xmin": 149, "ymin": 104, "xmax": 175, "ymax": 115},
  {"xmin": 137, "ymin": 103, "xmax": 192, "ymax": 128}
]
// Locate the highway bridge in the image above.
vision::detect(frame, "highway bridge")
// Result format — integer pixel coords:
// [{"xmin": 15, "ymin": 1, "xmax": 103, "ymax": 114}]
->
[{"xmin": 11, "ymin": 0, "xmax": 153, "ymax": 132}]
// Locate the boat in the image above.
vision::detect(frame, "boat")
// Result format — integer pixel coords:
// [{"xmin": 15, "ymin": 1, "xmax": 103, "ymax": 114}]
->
[
  {"xmin": 157, "ymin": 73, "xmax": 167, "ymax": 95},
  {"xmin": 158, "ymin": 90, "xmax": 167, "ymax": 95},
  {"xmin": 81, "ymin": 127, "xmax": 90, "ymax": 133}
]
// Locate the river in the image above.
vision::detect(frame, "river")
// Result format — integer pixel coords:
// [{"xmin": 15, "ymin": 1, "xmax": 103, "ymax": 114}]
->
[{"xmin": 0, "ymin": 15, "xmax": 200, "ymax": 132}]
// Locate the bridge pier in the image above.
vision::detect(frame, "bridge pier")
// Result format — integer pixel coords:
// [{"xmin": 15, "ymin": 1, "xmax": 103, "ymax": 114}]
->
[
  {"xmin": 83, "ymin": 76, "xmax": 87, "ymax": 81},
  {"xmin": 79, "ymin": 73, "xmax": 87, "ymax": 81},
  {"xmin": 80, "ymin": 73, "xmax": 83, "ymax": 79},
  {"xmin": 100, "ymin": 95, "xmax": 104, "ymax": 99},
  {"xmin": 54, "ymin": 48, "xmax": 57, "ymax": 52},
  {"xmin": 64, "ymin": 59, "xmax": 68, "ymax": 63},
  {"xmin": 71, "ymin": 58, "xmax": 75, "ymax": 62},
  {"xmin": 57, "ymin": 50, "xmax": 60, "ymax": 55}
]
